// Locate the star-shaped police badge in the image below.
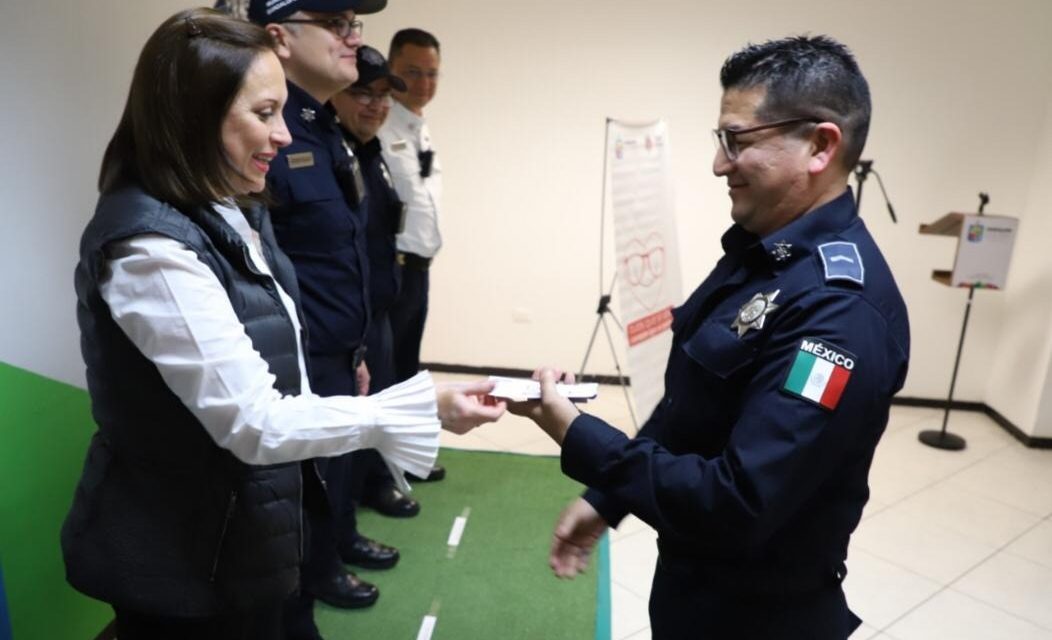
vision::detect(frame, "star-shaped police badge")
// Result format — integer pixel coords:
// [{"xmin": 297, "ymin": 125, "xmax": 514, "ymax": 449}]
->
[
  {"xmin": 300, "ymin": 107, "xmax": 316, "ymax": 123},
  {"xmin": 771, "ymin": 241, "xmax": 792, "ymax": 263},
  {"xmin": 731, "ymin": 289, "xmax": 780, "ymax": 338}
]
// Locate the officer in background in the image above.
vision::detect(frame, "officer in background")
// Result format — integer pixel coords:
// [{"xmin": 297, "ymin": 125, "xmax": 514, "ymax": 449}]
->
[
  {"xmin": 512, "ymin": 36, "xmax": 909, "ymax": 639},
  {"xmin": 378, "ymin": 27, "xmax": 447, "ymax": 482},
  {"xmin": 330, "ymin": 47, "xmax": 421, "ymax": 517},
  {"xmin": 378, "ymin": 29, "xmax": 441, "ymax": 380},
  {"xmin": 245, "ymin": 0, "xmax": 399, "ymax": 636}
]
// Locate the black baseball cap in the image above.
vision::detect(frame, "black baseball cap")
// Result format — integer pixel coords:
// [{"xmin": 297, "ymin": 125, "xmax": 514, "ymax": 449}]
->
[
  {"xmin": 352, "ymin": 45, "xmax": 407, "ymax": 91},
  {"xmin": 247, "ymin": 0, "xmax": 387, "ymax": 24}
]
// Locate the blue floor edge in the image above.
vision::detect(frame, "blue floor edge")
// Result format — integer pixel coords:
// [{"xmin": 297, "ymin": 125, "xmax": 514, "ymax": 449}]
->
[
  {"xmin": 595, "ymin": 533, "xmax": 611, "ymax": 640},
  {"xmin": 0, "ymin": 563, "xmax": 12, "ymax": 640}
]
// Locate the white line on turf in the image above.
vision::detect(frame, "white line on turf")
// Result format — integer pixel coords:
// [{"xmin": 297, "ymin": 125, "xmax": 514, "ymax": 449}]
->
[
  {"xmin": 446, "ymin": 507, "xmax": 471, "ymax": 558},
  {"xmin": 416, "ymin": 598, "xmax": 441, "ymax": 640}
]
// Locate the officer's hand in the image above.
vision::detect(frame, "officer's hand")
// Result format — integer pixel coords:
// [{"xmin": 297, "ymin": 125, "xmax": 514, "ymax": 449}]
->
[
  {"xmin": 356, "ymin": 361, "xmax": 370, "ymax": 396},
  {"xmin": 506, "ymin": 368, "xmax": 580, "ymax": 445},
  {"xmin": 550, "ymin": 497, "xmax": 608, "ymax": 579},
  {"xmin": 436, "ymin": 380, "xmax": 506, "ymax": 434}
]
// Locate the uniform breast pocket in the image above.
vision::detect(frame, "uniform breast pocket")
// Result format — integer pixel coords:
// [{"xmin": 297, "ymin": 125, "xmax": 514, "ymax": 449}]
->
[
  {"xmin": 661, "ymin": 321, "xmax": 760, "ymax": 451},
  {"xmin": 383, "ymin": 145, "xmax": 418, "ymax": 179},
  {"xmin": 681, "ymin": 319, "xmax": 759, "ymax": 380},
  {"xmin": 276, "ymin": 176, "xmax": 357, "ymax": 253}
]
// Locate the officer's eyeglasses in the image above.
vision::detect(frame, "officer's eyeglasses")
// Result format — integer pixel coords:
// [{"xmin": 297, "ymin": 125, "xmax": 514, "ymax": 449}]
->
[
  {"xmin": 279, "ymin": 17, "xmax": 363, "ymax": 40},
  {"xmin": 712, "ymin": 118, "xmax": 822, "ymax": 162},
  {"xmin": 348, "ymin": 90, "xmax": 393, "ymax": 107}
]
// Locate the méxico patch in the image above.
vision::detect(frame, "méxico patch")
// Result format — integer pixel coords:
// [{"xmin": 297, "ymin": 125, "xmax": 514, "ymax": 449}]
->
[{"xmin": 781, "ymin": 338, "xmax": 856, "ymax": 411}]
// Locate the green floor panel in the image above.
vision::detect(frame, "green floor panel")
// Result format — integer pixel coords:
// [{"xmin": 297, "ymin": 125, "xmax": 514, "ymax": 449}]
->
[
  {"xmin": 0, "ymin": 362, "xmax": 112, "ymax": 640},
  {"xmin": 318, "ymin": 449, "xmax": 600, "ymax": 639}
]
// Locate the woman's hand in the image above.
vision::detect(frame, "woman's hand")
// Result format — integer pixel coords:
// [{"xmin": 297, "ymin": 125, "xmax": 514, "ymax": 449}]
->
[
  {"xmin": 506, "ymin": 368, "xmax": 581, "ymax": 445},
  {"xmin": 436, "ymin": 380, "xmax": 506, "ymax": 434}
]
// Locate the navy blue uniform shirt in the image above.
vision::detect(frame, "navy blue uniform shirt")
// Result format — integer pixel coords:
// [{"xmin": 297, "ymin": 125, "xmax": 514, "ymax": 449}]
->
[
  {"xmin": 565, "ymin": 189, "xmax": 909, "ymax": 585},
  {"xmin": 345, "ymin": 132, "xmax": 403, "ymax": 317},
  {"xmin": 267, "ymin": 82, "xmax": 371, "ymax": 356}
]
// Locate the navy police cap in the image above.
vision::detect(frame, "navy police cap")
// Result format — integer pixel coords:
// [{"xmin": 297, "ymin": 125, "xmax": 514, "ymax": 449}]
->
[
  {"xmin": 248, "ymin": 0, "xmax": 387, "ymax": 24},
  {"xmin": 353, "ymin": 45, "xmax": 407, "ymax": 91}
]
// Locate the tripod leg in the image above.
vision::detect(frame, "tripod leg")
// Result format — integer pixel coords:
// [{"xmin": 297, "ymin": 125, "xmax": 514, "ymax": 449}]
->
[
  {"xmin": 601, "ymin": 315, "xmax": 639, "ymax": 433},
  {"xmin": 578, "ymin": 313, "xmax": 605, "ymax": 380},
  {"xmin": 605, "ymin": 309, "xmax": 627, "ymax": 334}
]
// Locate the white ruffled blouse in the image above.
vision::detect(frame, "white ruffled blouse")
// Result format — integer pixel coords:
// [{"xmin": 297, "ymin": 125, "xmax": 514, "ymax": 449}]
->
[{"xmin": 96, "ymin": 200, "xmax": 440, "ymax": 479}]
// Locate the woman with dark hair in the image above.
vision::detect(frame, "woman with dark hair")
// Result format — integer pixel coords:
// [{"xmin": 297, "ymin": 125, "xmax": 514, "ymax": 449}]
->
[{"xmin": 62, "ymin": 8, "xmax": 503, "ymax": 638}]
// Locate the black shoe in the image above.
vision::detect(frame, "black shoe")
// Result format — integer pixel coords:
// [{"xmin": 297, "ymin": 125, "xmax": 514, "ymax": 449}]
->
[
  {"xmin": 363, "ymin": 485, "xmax": 421, "ymax": 518},
  {"xmin": 341, "ymin": 536, "xmax": 400, "ymax": 570},
  {"xmin": 304, "ymin": 570, "xmax": 379, "ymax": 609},
  {"xmin": 406, "ymin": 464, "xmax": 446, "ymax": 483}
]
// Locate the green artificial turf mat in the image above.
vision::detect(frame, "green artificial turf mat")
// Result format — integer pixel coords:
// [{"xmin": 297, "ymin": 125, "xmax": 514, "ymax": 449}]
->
[{"xmin": 317, "ymin": 448, "xmax": 607, "ymax": 639}]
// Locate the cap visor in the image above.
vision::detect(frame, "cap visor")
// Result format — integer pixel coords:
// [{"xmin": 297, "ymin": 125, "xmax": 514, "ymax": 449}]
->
[
  {"xmin": 388, "ymin": 74, "xmax": 407, "ymax": 92},
  {"xmin": 354, "ymin": 0, "xmax": 387, "ymax": 14}
]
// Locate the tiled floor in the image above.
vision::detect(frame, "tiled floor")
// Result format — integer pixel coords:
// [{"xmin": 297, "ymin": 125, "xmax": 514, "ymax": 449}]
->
[{"xmin": 433, "ymin": 373, "xmax": 1052, "ymax": 639}]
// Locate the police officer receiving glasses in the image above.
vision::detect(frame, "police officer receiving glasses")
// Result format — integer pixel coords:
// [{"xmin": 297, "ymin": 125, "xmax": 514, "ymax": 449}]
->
[{"xmin": 513, "ymin": 36, "xmax": 909, "ymax": 639}]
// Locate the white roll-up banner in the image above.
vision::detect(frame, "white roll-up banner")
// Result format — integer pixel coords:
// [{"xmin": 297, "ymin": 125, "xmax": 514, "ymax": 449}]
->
[{"xmin": 606, "ymin": 119, "xmax": 682, "ymax": 421}]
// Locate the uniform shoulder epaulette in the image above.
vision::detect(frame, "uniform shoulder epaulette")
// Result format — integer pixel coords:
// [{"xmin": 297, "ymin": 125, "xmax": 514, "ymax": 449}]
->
[{"xmin": 818, "ymin": 241, "xmax": 864, "ymax": 286}]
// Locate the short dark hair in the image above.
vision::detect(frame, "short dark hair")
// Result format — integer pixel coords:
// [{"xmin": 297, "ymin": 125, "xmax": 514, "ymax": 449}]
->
[
  {"xmin": 720, "ymin": 35, "xmax": 871, "ymax": 170},
  {"xmin": 389, "ymin": 28, "xmax": 440, "ymax": 62},
  {"xmin": 98, "ymin": 8, "xmax": 275, "ymax": 207}
]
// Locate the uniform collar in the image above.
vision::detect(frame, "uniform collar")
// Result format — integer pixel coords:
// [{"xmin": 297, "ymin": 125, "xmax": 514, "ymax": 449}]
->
[
  {"xmin": 285, "ymin": 81, "xmax": 338, "ymax": 134},
  {"xmin": 342, "ymin": 130, "xmax": 382, "ymax": 161},
  {"xmin": 720, "ymin": 188, "xmax": 858, "ymax": 271}
]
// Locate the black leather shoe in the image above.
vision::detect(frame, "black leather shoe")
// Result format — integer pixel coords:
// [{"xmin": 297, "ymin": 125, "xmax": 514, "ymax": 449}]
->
[
  {"xmin": 305, "ymin": 570, "xmax": 378, "ymax": 609},
  {"xmin": 363, "ymin": 485, "xmax": 421, "ymax": 518},
  {"xmin": 341, "ymin": 536, "xmax": 400, "ymax": 570},
  {"xmin": 406, "ymin": 464, "xmax": 445, "ymax": 482}
]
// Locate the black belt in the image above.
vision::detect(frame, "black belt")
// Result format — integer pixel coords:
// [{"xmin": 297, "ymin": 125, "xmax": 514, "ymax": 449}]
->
[
  {"xmin": 397, "ymin": 252, "xmax": 432, "ymax": 271},
  {"xmin": 657, "ymin": 542, "xmax": 847, "ymax": 597}
]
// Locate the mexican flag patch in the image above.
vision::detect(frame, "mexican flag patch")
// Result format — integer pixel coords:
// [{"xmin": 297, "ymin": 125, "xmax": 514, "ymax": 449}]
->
[{"xmin": 782, "ymin": 338, "xmax": 856, "ymax": 410}]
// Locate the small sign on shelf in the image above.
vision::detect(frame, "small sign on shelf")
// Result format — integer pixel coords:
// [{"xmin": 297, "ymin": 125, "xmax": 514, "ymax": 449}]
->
[{"xmin": 919, "ymin": 212, "xmax": 1018, "ymax": 289}]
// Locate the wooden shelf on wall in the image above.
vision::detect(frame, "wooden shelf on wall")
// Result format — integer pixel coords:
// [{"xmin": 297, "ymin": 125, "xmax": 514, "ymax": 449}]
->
[
  {"xmin": 919, "ymin": 212, "xmax": 967, "ymax": 237},
  {"xmin": 919, "ymin": 213, "xmax": 970, "ymax": 286}
]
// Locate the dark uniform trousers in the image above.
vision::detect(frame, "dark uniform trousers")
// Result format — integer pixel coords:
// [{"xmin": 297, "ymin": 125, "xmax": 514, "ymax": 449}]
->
[
  {"xmin": 351, "ymin": 309, "xmax": 397, "ymax": 498},
  {"xmin": 304, "ymin": 349, "xmax": 367, "ymax": 566},
  {"xmin": 649, "ymin": 560, "xmax": 856, "ymax": 639},
  {"xmin": 389, "ymin": 254, "xmax": 429, "ymax": 383},
  {"xmin": 344, "ymin": 132, "xmax": 406, "ymax": 498}
]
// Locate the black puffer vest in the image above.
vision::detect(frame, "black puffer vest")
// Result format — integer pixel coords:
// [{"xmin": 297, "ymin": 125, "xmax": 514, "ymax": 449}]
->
[{"xmin": 62, "ymin": 185, "xmax": 316, "ymax": 615}]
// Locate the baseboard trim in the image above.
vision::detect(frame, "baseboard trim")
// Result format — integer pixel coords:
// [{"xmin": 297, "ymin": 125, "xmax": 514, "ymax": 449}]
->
[
  {"xmin": 892, "ymin": 396, "xmax": 1052, "ymax": 448},
  {"xmin": 423, "ymin": 362, "xmax": 1051, "ymax": 449}
]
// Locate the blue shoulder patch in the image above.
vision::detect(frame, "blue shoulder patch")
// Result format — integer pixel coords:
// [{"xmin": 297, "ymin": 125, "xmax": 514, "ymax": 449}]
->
[{"xmin": 818, "ymin": 242, "xmax": 864, "ymax": 286}]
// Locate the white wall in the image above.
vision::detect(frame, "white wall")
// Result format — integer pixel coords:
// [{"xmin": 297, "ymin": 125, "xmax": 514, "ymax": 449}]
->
[
  {"xmin": 986, "ymin": 95, "xmax": 1052, "ymax": 438},
  {"xmin": 0, "ymin": 0, "xmax": 192, "ymax": 386},
  {"xmin": 3, "ymin": 0, "xmax": 1051, "ymax": 434}
]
